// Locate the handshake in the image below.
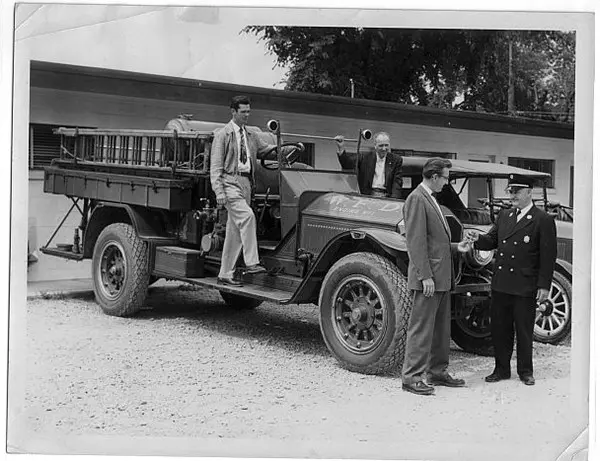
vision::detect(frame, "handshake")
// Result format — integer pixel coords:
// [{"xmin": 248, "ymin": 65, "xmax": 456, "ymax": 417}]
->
[{"xmin": 457, "ymin": 229, "xmax": 480, "ymax": 253}]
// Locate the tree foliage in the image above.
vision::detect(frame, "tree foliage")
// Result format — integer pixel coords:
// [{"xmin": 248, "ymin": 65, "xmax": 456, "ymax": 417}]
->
[{"xmin": 243, "ymin": 27, "xmax": 575, "ymax": 123}]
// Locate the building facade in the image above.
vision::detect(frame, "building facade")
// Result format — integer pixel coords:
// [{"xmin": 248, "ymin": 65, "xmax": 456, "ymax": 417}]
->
[{"xmin": 26, "ymin": 61, "xmax": 574, "ymax": 282}]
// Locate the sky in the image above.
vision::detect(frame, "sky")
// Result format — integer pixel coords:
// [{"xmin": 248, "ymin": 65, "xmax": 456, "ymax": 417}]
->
[{"xmin": 14, "ymin": 5, "xmax": 289, "ymax": 88}]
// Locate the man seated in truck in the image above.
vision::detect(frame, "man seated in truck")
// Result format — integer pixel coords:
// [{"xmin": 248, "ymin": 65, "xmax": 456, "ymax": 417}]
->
[
  {"xmin": 334, "ymin": 132, "xmax": 403, "ymax": 198},
  {"xmin": 210, "ymin": 95, "xmax": 302, "ymax": 286}
]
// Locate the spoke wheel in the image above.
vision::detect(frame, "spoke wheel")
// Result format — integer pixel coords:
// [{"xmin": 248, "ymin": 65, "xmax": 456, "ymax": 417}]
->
[
  {"xmin": 534, "ymin": 271, "xmax": 572, "ymax": 344},
  {"xmin": 92, "ymin": 223, "xmax": 149, "ymax": 317},
  {"xmin": 451, "ymin": 295, "xmax": 494, "ymax": 356},
  {"xmin": 319, "ymin": 252, "xmax": 411, "ymax": 375},
  {"xmin": 332, "ymin": 276, "xmax": 387, "ymax": 355},
  {"xmin": 98, "ymin": 241, "xmax": 127, "ymax": 299}
]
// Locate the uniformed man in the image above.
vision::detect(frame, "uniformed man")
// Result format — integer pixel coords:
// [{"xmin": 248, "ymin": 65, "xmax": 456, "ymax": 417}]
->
[{"xmin": 466, "ymin": 174, "xmax": 557, "ymax": 386}]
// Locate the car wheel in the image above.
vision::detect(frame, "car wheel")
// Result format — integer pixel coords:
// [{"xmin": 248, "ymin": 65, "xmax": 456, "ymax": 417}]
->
[
  {"xmin": 451, "ymin": 297, "xmax": 494, "ymax": 356},
  {"xmin": 92, "ymin": 223, "xmax": 149, "ymax": 317},
  {"xmin": 533, "ymin": 271, "xmax": 572, "ymax": 344},
  {"xmin": 319, "ymin": 252, "xmax": 411, "ymax": 375}
]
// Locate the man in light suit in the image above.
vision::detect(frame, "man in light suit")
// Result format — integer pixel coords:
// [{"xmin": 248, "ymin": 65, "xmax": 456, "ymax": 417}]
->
[
  {"xmin": 210, "ymin": 95, "xmax": 302, "ymax": 286},
  {"xmin": 334, "ymin": 132, "xmax": 403, "ymax": 198},
  {"xmin": 402, "ymin": 157, "xmax": 471, "ymax": 396},
  {"xmin": 467, "ymin": 174, "xmax": 557, "ymax": 386}
]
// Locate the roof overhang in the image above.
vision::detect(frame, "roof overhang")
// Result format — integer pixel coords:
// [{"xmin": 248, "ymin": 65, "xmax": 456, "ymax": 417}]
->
[{"xmin": 30, "ymin": 60, "xmax": 574, "ymax": 141}]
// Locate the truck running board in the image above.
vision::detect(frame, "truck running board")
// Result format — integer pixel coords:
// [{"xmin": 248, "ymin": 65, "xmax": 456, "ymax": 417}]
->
[{"xmin": 152, "ymin": 273, "xmax": 293, "ymax": 304}]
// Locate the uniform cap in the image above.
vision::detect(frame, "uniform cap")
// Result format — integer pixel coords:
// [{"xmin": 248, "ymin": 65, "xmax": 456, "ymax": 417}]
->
[{"xmin": 506, "ymin": 174, "xmax": 534, "ymax": 189}]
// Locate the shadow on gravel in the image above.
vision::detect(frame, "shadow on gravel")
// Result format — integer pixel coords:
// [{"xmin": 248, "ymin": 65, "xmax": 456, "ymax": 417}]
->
[{"xmin": 138, "ymin": 287, "xmax": 330, "ymax": 357}]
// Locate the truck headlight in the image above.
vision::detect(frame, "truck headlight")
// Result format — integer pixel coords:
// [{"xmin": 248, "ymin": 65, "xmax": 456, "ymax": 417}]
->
[
  {"xmin": 464, "ymin": 228, "xmax": 494, "ymax": 269},
  {"xmin": 471, "ymin": 248, "xmax": 494, "ymax": 267}
]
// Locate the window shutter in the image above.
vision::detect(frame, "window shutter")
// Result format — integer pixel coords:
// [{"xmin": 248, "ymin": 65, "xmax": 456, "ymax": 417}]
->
[{"xmin": 30, "ymin": 124, "xmax": 61, "ymax": 169}]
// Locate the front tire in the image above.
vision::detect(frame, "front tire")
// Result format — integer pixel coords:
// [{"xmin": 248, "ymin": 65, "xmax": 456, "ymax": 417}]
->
[
  {"xmin": 92, "ymin": 223, "xmax": 149, "ymax": 317},
  {"xmin": 318, "ymin": 252, "xmax": 411, "ymax": 375},
  {"xmin": 533, "ymin": 271, "xmax": 572, "ymax": 344}
]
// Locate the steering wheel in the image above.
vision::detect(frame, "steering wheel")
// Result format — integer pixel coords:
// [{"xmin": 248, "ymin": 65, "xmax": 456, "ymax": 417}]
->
[{"xmin": 260, "ymin": 142, "xmax": 304, "ymax": 170}]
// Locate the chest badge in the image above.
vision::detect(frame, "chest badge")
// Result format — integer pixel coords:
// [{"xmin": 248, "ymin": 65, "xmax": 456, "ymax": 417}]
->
[
  {"xmin": 524, "ymin": 235, "xmax": 530, "ymax": 243},
  {"xmin": 527, "ymin": 215, "xmax": 532, "ymax": 220}
]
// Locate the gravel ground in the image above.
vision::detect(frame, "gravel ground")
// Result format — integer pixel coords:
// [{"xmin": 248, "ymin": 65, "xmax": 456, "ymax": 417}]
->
[{"xmin": 11, "ymin": 284, "xmax": 582, "ymax": 460}]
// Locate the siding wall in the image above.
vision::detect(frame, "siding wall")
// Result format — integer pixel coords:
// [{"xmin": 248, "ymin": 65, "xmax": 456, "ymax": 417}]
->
[{"xmin": 27, "ymin": 87, "xmax": 574, "ymax": 281}]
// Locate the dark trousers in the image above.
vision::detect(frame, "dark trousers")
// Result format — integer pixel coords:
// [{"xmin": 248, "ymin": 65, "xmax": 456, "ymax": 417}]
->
[
  {"xmin": 402, "ymin": 290, "xmax": 450, "ymax": 384},
  {"xmin": 491, "ymin": 290, "xmax": 537, "ymax": 377}
]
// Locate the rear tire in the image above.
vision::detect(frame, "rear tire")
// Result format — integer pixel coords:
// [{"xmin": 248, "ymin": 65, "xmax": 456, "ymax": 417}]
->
[
  {"xmin": 319, "ymin": 252, "xmax": 411, "ymax": 375},
  {"xmin": 219, "ymin": 291, "xmax": 263, "ymax": 310},
  {"xmin": 92, "ymin": 223, "xmax": 149, "ymax": 317},
  {"xmin": 451, "ymin": 294, "xmax": 494, "ymax": 356},
  {"xmin": 533, "ymin": 271, "xmax": 572, "ymax": 344}
]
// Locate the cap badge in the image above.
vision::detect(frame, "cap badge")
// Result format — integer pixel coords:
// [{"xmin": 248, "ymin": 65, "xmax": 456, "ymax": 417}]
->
[{"xmin": 524, "ymin": 235, "xmax": 530, "ymax": 243}]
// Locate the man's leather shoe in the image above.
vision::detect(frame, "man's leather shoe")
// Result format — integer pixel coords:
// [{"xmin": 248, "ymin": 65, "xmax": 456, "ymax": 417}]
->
[
  {"xmin": 217, "ymin": 277, "xmax": 243, "ymax": 287},
  {"xmin": 428, "ymin": 374, "xmax": 466, "ymax": 387},
  {"xmin": 245, "ymin": 264, "xmax": 267, "ymax": 274},
  {"xmin": 485, "ymin": 371, "xmax": 511, "ymax": 383},
  {"xmin": 520, "ymin": 375, "xmax": 535, "ymax": 386},
  {"xmin": 402, "ymin": 381, "xmax": 435, "ymax": 396}
]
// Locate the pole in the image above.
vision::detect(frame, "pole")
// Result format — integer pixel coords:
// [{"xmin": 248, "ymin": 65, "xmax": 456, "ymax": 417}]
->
[{"xmin": 350, "ymin": 79, "xmax": 355, "ymax": 99}]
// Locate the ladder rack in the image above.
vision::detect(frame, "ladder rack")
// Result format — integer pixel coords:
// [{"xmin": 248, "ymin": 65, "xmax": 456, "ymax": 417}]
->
[{"xmin": 55, "ymin": 127, "xmax": 214, "ymax": 174}]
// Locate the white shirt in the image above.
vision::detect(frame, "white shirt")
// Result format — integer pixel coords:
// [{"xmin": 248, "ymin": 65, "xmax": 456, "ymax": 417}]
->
[
  {"xmin": 420, "ymin": 182, "xmax": 446, "ymax": 222},
  {"xmin": 232, "ymin": 121, "xmax": 251, "ymax": 173},
  {"xmin": 516, "ymin": 202, "xmax": 534, "ymax": 222},
  {"xmin": 372, "ymin": 154, "xmax": 387, "ymax": 190}
]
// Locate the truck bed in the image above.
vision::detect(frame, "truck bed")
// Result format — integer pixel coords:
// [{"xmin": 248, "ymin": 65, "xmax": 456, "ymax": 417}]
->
[{"xmin": 44, "ymin": 162, "xmax": 198, "ymax": 210}]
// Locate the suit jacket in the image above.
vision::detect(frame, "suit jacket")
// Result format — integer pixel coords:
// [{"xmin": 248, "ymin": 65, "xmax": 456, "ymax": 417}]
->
[
  {"xmin": 338, "ymin": 150, "xmax": 403, "ymax": 198},
  {"xmin": 404, "ymin": 184, "xmax": 454, "ymax": 292},
  {"xmin": 210, "ymin": 120, "xmax": 274, "ymax": 200},
  {"xmin": 475, "ymin": 205, "xmax": 557, "ymax": 297}
]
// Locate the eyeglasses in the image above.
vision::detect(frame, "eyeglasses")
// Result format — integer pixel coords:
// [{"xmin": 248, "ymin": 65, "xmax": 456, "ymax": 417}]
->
[{"xmin": 437, "ymin": 174, "xmax": 450, "ymax": 181}]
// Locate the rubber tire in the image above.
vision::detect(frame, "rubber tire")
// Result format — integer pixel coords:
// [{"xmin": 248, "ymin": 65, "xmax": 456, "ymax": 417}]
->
[
  {"xmin": 451, "ymin": 317, "xmax": 494, "ymax": 357},
  {"xmin": 318, "ymin": 252, "xmax": 411, "ymax": 375},
  {"xmin": 219, "ymin": 291, "xmax": 263, "ymax": 310},
  {"xmin": 533, "ymin": 271, "xmax": 572, "ymax": 344},
  {"xmin": 92, "ymin": 223, "xmax": 149, "ymax": 317}
]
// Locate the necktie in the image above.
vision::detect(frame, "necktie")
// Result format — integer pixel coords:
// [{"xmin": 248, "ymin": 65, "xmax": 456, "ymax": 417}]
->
[
  {"xmin": 513, "ymin": 208, "xmax": 521, "ymax": 223},
  {"xmin": 239, "ymin": 127, "xmax": 247, "ymax": 164}
]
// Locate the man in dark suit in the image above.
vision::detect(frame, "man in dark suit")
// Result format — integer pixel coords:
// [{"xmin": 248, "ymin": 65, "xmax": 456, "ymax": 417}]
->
[
  {"xmin": 401, "ymin": 158, "xmax": 471, "ymax": 396},
  {"xmin": 334, "ymin": 132, "xmax": 403, "ymax": 198},
  {"xmin": 467, "ymin": 174, "xmax": 557, "ymax": 386}
]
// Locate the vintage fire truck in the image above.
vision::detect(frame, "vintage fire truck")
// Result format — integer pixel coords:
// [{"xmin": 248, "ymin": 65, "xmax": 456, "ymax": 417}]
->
[{"xmin": 40, "ymin": 116, "xmax": 561, "ymax": 374}]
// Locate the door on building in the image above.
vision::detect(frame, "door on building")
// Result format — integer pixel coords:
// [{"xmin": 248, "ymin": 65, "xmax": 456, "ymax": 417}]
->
[{"xmin": 467, "ymin": 155, "xmax": 495, "ymax": 207}]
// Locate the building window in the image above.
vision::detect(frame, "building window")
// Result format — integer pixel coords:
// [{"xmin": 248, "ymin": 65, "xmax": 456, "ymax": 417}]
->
[
  {"xmin": 29, "ymin": 124, "xmax": 61, "ymax": 169},
  {"xmin": 507, "ymin": 157, "xmax": 555, "ymax": 188},
  {"xmin": 29, "ymin": 123, "xmax": 96, "ymax": 169}
]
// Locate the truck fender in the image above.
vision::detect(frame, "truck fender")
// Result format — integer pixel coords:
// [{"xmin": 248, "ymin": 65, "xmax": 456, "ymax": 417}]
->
[
  {"xmin": 290, "ymin": 227, "xmax": 407, "ymax": 304},
  {"xmin": 83, "ymin": 203, "xmax": 176, "ymax": 258},
  {"xmin": 554, "ymin": 259, "xmax": 572, "ymax": 279}
]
